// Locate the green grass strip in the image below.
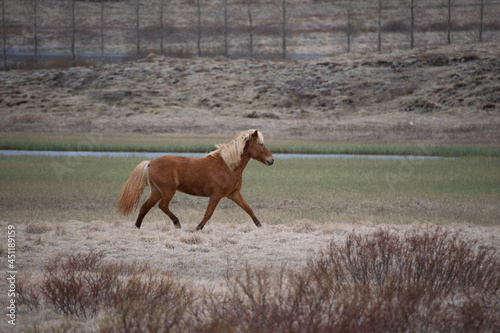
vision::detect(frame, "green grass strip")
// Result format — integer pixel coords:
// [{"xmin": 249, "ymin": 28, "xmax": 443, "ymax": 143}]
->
[
  {"xmin": 1, "ymin": 135, "xmax": 498, "ymax": 157},
  {"xmin": 267, "ymin": 144, "xmax": 500, "ymax": 158}
]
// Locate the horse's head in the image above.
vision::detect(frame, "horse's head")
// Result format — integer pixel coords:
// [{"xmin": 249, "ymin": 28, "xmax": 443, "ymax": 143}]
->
[{"xmin": 247, "ymin": 130, "xmax": 274, "ymax": 166}]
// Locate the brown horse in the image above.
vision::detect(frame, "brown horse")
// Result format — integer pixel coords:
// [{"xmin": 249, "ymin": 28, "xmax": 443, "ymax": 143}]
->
[{"xmin": 117, "ymin": 129, "xmax": 274, "ymax": 230}]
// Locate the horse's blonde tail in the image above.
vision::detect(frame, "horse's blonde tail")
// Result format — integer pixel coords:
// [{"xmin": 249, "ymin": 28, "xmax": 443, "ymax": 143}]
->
[{"xmin": 117, "ymin": 160, "xmax": 150, "ymax": 216}]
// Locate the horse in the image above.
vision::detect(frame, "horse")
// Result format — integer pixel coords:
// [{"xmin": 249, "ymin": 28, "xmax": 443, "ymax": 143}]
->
[{"xmin": 117, "ymin": 129, "xmax": 274, "ymax": 230}]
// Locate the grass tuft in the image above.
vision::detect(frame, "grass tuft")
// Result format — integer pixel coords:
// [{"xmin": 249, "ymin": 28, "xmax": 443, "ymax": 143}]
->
[{"xmin": 24, "ymin": 222, "xmax": 51, "ymax": 234}]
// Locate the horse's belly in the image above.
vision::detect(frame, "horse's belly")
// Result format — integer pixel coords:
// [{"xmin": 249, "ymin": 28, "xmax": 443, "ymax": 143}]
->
[{"xmin": 177, "ymin": 184, "xmax": 210, "ymax": 197}]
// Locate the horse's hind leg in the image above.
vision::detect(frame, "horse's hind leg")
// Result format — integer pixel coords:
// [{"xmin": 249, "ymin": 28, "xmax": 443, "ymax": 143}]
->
[
  {"xmin": 135, "ymin": 185, "xmax": 161, "ymax": 229},
  {"xmin": 158, "ymin": 189, "xmax": 181, "ymax": 229}
]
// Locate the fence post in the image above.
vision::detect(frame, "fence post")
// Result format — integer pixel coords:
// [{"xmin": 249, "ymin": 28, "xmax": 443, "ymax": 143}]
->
[
  {"xmin": 100, "ymin": 1, "xmax": 105, "ymax": 62},
  {"xmin": 377, "ymin": 0, "xmax": 382, "ymax": 52},
  {"xmin": 2, "ymin": 0, "xmax": 6, "ymax": 70},
  {"xmin": 32, "ymin": 0, "xmax": 39, "ymax": 69},
  {"xmin": 159, "ymin": 0, "xmax": 165, "ymax": 55},
  {"xmin": 222, "ymin": 0, "xmax": 229, "ymax": 57},
  {"xmin": 135, "ymin": 0, "xmax": 140, "ymax": 56},
  {"xmin": 478, "ymin": 0, "xmax": 484, "ymax": 42},
  {"xmin": 281, "ymin": 0, "xmax": 287, "ymax": 58},
  {"xmin": 447, "ymin": 0, "xmax": 452, "ymax": 44},
  {"xmin": 410, "ymin": 0, "xmax": 415, "ymax": 49},
  {"xmin": 347, "ymin": 0, "xmax": 352, "ymax": 53},
  {"xmin": 196, "ymin": 0, "xmax": 202, "ymax": 57},
  {"xmin": 71, "ymin": 0, "xmax": 76, "ymax": 67},
  {"xmin": 246, "ymin": 0, "xmax": 255, "ymax": 57}
]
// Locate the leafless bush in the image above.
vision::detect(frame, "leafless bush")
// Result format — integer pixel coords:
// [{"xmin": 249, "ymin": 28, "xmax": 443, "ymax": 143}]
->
[
  {"xmin": 39, "ymin": 250, "xmax": 109, "ymax": 318},
  {"xmin": 301, "ymin": 228, "xmax": 500, "ymax": 332},
  {"xmin": 17, "ymin": 279, "xmax": 40, "ymax": 311},
  {"xmin": 98, "ymin": 273, "xmax": 194, "ymax": 333},
  {"xmin": 193, "ymin": 264, "xmax": 295, "ymax": 333},
  {"xmin": 17, "ymin": 229, "xmax": 500, "ymax": 332},
  {"xmin": 20, "ymin": 249, "xmax": 195, "ymax": 332},
  {"xmin": 195, "ymin": 228, "xmax": 500, "ymax": 332}
]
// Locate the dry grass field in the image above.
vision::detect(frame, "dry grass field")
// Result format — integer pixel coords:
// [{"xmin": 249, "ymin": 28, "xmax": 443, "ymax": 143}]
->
[{"xmin": 2, "ymin": 220, "xmax": 500, "ymax": 331}]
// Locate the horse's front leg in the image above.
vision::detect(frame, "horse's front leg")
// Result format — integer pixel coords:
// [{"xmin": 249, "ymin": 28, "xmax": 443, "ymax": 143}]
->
[
  {"xmin": 227, "ymin": 190, "xmax": 262, "ymax": 227},
  {"xmin": 195, "ymin": 195, "xmax": 223, "ymax": 231}
]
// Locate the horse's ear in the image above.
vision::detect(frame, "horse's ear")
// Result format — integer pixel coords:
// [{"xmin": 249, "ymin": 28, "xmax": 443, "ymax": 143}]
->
[{"xmin": 251, "ymin": 130, "xmax": 259, "ymax": 140}]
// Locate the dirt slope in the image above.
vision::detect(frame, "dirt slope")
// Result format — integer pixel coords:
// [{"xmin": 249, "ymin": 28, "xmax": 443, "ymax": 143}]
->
[{"xmin": 1, "ymin": 42, "xmax": 499, "ymax": 144}]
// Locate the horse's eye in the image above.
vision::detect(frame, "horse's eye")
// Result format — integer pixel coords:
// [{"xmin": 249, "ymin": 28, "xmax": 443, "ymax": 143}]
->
[{"xmin": 259, "ymin": 143, "xmax": 263, "ymax": 147}]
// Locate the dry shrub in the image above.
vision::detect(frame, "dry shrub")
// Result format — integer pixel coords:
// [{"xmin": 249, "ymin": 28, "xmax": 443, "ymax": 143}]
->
[
  {"xmin": 98, "ymin": 274, "xmax": 193, "ymax": 333},
  {"xmin": 301, "ymin": 229, "xmax": 500, "ymax": 332},
  {"xmin": 19, "ymin": 250, "xmax": 193, "ymax": 331},
  {"xmin": 17, "ymin": 279, "xmax": 41, "ymax": 312},
  {"xmin": 17, "ymin": 229, "xmax": 500, "ymax": 332},
  {"xmin": 39, "ymin": 250, "xmax": 113, "ymax": 318},
  {"xmin": 194, "ymin": 264, "xmax": 294, "ymax": 333},
  {"xmin": 197, "ymin": 228, "xmax": 500, "ymax": 332}
]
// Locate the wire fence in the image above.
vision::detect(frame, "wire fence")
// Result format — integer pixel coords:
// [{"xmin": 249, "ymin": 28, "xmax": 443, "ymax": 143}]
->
[{"xmin": 1, "ymin": 0, "xmax": 499, "ymax": 69}]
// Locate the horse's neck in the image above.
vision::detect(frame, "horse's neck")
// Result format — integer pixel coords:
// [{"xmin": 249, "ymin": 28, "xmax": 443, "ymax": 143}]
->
[{"xmin": 232, "ymin": 153, "xmax": 251, "ymax": 175}]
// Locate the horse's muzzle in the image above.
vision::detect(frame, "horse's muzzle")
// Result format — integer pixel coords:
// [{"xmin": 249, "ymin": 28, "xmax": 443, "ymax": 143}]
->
[{"xmin": 266, "ymin": 158, "xmax": 274, "ymax": 166}]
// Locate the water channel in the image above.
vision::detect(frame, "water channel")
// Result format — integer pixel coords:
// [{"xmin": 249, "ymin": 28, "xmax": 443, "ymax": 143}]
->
[{"xmin": 0, "ymin": 150, "xmax": 444, "ymax": 160}]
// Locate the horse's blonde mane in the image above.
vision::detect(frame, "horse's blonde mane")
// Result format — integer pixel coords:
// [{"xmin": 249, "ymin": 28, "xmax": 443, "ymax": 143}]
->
[{"xmin": 208, "ymin": 129, "xmax": 264, "ymax": 170}]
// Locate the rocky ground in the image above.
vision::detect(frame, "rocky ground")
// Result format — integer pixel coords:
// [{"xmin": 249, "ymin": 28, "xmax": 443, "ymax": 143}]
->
[{"xmin": 1, "ymin": 42, "xmax": 499, "ymax": 144}]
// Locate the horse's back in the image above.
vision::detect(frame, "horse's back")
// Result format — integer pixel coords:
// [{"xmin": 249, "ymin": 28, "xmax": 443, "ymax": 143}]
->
[
  {"xmin": 149, "ymin": 155, "xmax": 181, "ymax": 171},
  {"xmin": 150, "ymin": 155, "xmax": 214, "ymax": 172},
  {"xmin": 148, "ymin": 154, "xmax": 215, "ymax": 187}
]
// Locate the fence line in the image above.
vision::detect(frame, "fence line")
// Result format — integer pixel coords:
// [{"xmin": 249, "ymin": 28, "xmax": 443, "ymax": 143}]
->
[{"xmin": 1, "ymin": 0, "xmax": 499, "ymax": 69}]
